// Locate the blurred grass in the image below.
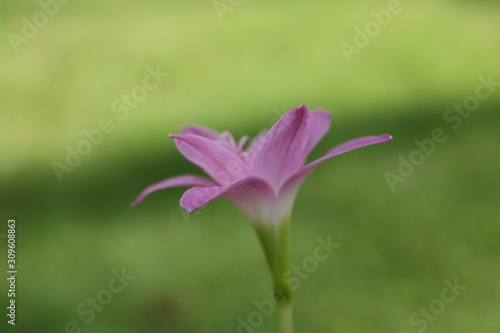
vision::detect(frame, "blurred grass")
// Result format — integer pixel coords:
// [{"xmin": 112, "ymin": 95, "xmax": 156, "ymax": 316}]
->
[{"xmin": 1, "ymin": 0, "xmax": 500, "ymax": 332}]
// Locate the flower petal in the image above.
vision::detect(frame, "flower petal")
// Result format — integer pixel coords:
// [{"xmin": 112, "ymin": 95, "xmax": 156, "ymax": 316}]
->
[
  {"xmin": 245, "ymin": 129, "xmax": 268, "ymax": 161},
  {"xmin": 304, "ymin": 109, "xmax": 332, "ymax": 158},
  {"xmin": 217, "ymin": 131, "xmax": 247, "ymax": 159},
  {"xmin": 170, "ymin": 134, "xmax": 252, "ymax": 185},
  {"xmin": 132, "ymin": 175, "xmax": 217, "ymax": 206},
  {"xmin": 238, "ymin": 136, "xmax": 249, "ymax": 150},
  {"xmin": 181, "ymin": 125, "xmax": 219, "ymax": 140},
  {"xmin": 279, "ymin": 134, "xmax": 393, "ymax": 204},
  {"xmin": 249, "ymin": 105, "xmax": 309, "ymax": 190},
  {"xmin": 220, "ymin": 131, "xmax": 237, "ymax": 147},
  {"xmin": 180, "ymin": 177, "xmax": 278, "ymax": 223}
]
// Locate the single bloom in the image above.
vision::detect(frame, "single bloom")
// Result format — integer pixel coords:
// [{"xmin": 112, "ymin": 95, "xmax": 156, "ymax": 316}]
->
[{"xmin": 132, "ymin": 105, "xmax": 392, "ymax": 225}]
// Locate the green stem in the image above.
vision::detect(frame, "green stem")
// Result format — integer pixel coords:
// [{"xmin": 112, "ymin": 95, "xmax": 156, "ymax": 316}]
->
[
  {"xmin": 254, "ymin": 216, "xmax": 294, "ymax": 333},
  {"xmin": 279, "ymin": 302, "xmax": 293, "ymax": 333}
]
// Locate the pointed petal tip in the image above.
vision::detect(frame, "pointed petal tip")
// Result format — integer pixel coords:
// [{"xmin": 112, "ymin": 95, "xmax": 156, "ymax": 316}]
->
[
  {"xmin": 297, "ymin": 104, "xmax": 309, "ymax": 113},
  {"xmin": 169, "ymin": 134, "xmax": 201, "ymax": 141},
  {"xmin": 180, "ymin": 194, "xmax": 205, "ymax": 214},
  {"xmin": 286, "ymin": 104, "xmax": 309, "ymax": 117},
  {"xmin": 131, "ymin": 196, "xmax": 143, "ymax": 207},
  {"xmin": 180, "ymin": 125, "xmax": 220, "ymax": 140},
  {"xmin": 179, "ymin": 200, "xmax": 196, "ymax": 214},
  {"xmin": 381, "ymin": 134, "xmax": 393, "ymax": 141},
  {"xmin": 131, "ymin": 196, "xmax": 142, "ymax": 207},
  {"xmin": 169, "ymin": 134, "xmax": 188, "ymax": 143}
]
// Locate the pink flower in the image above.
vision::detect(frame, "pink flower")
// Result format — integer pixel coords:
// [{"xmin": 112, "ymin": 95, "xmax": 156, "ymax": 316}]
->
[{"xmin": 132, "ymin": 105, "xmax": 392, "ymax": 225}]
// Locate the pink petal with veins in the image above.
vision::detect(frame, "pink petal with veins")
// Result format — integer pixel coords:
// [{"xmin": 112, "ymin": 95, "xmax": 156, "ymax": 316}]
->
[
  {"xmin": 132, "ymin": 175, "xmax": 217, "ymax": 206},
  {"xmin": 170, "ymin": 134, "xmax": 252, "ymax": 185}
]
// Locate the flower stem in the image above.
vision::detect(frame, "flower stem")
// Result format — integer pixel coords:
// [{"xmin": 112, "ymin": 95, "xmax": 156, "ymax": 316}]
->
[
  {"xmin": 254, "ymin": 216, "xmax": 294, "ymax": 333},
  {"xmin": 279, "ymin": 302, "xmax": 293, "ymax": 333},
  {"xmin": 277, "ymin": 217, "xmax": 293, "ymax": 333}
]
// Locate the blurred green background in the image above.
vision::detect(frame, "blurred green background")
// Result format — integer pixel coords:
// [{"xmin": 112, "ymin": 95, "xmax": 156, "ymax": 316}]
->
[{"xmin": 1, "ymin": 0, "xmax": 499, "ymax": 332}]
